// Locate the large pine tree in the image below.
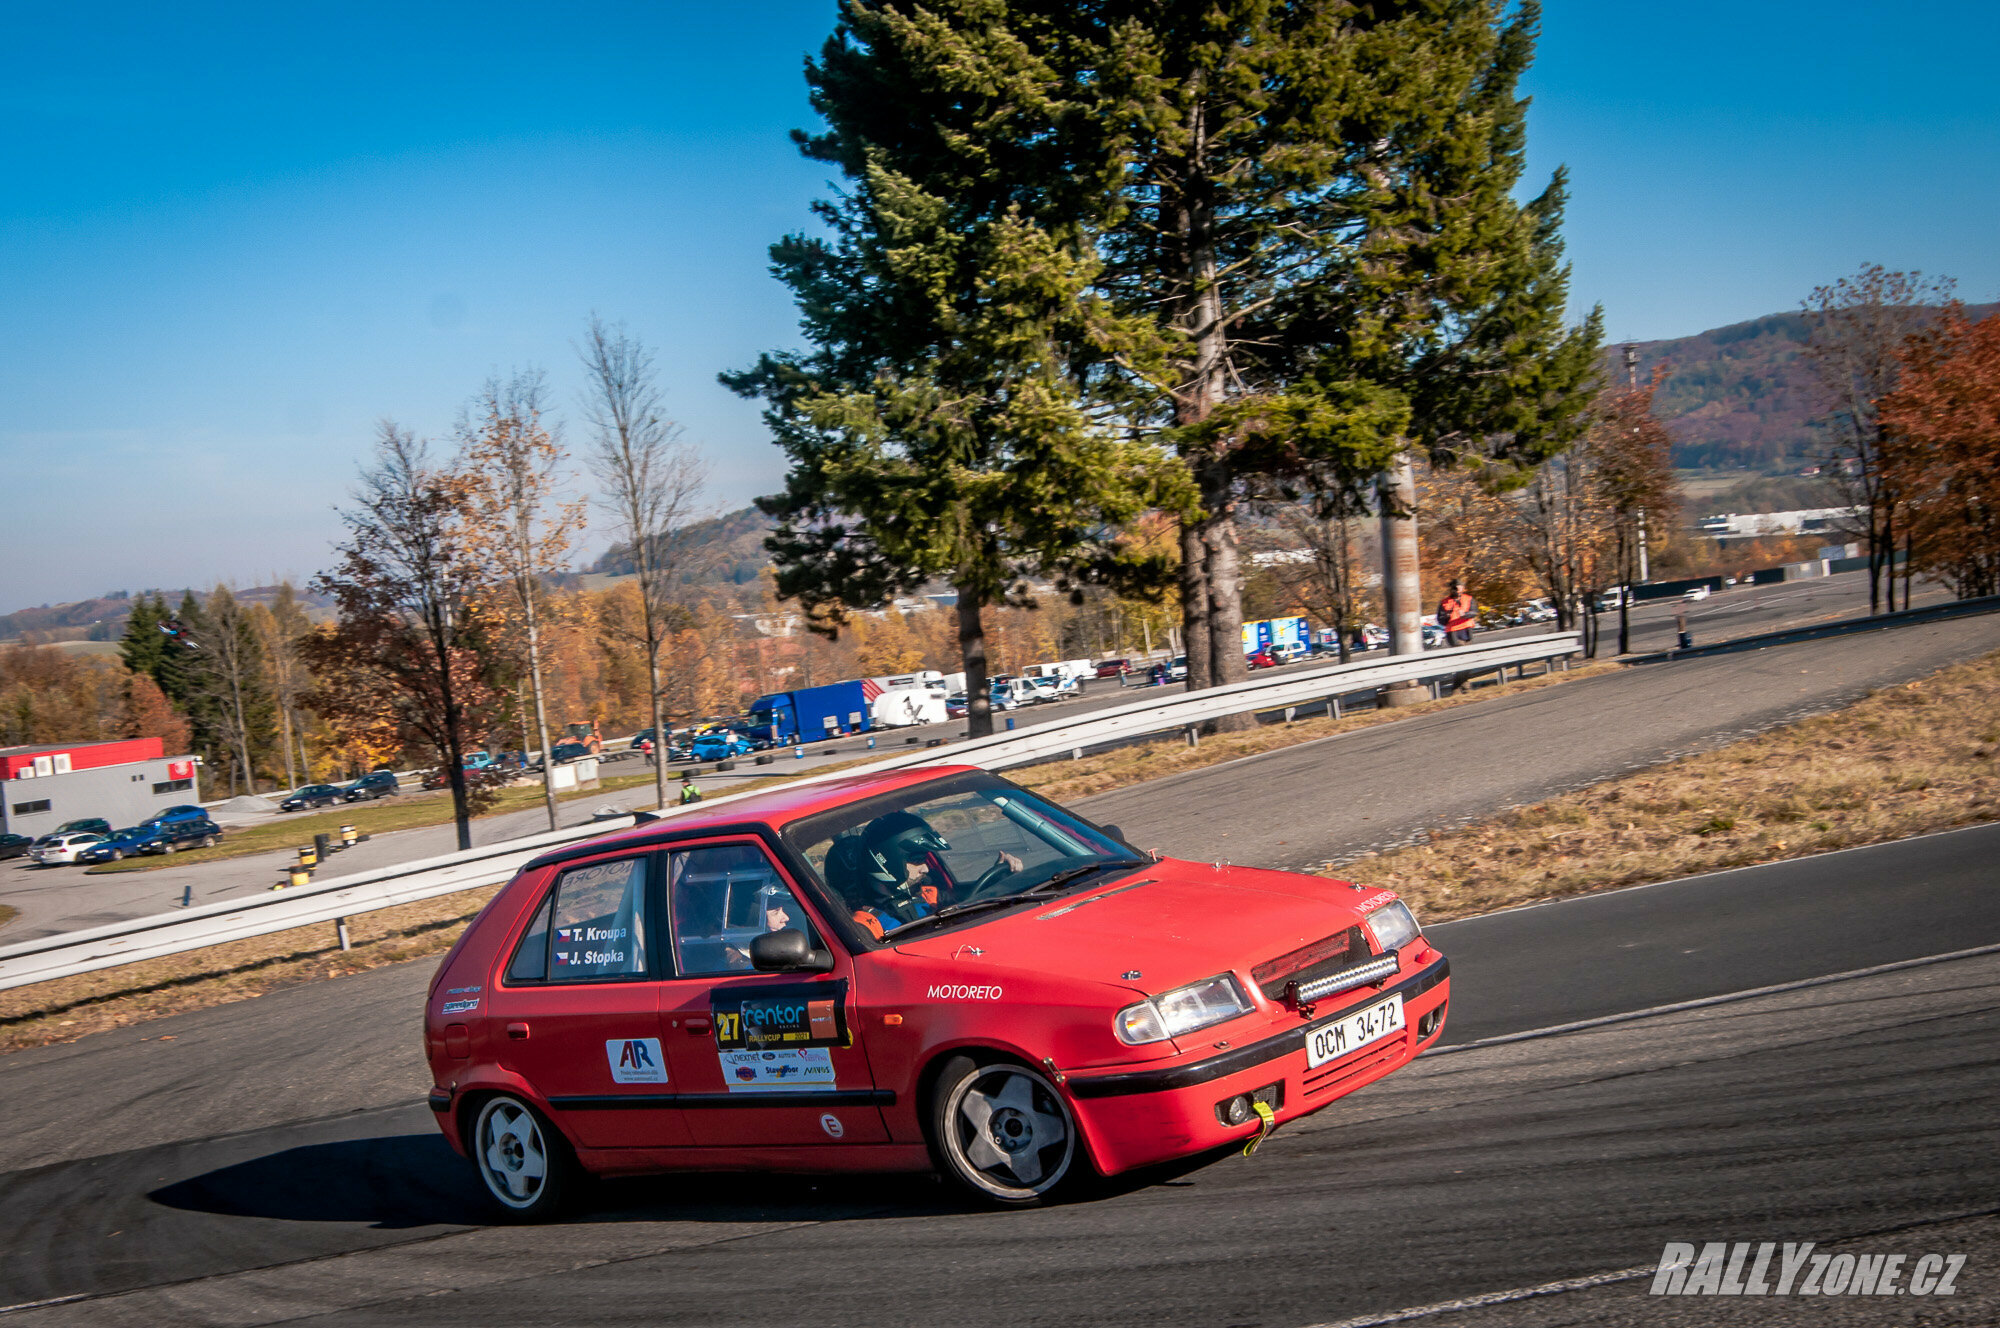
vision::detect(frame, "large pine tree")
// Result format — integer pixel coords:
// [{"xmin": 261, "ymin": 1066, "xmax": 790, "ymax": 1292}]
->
[{"xmin": 727, "ymin": 2, "xmax": 1187, "ymax": 737}]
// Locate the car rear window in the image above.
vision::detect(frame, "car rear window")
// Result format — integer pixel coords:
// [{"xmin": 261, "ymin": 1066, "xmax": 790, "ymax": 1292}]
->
[{"xmin": 547, "ymin": 857, "xmax": 649, "ymax": 981}]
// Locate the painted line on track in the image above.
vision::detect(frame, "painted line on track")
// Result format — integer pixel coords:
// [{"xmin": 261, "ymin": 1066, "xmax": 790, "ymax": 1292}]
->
[
  {"xmin": 1426, "ymin": 939, "xmax": 2000, "ymax": 1057},
  {"xmin": 1295, "ymin": 1265, "xmax": 1658, "ymax": 1328}
]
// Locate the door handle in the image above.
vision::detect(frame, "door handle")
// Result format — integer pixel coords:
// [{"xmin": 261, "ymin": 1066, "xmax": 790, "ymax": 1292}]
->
[
  {"xmin": 685, "ymin": 1016, "xmax": 712, "ymax": 1034},
  {"xmin": 506, "ymin": 1022, "xmax": 530, "ymax": 1040}
]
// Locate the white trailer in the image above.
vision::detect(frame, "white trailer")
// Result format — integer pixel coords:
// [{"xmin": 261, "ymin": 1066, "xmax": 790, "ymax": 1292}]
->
[
  {"xmin": 871, "ymin": 686, "xmax": 949, "ymax": 728},
  {"xmin": 1022, "ymin": 659, "xmax": 1093, "ymax": 683}
]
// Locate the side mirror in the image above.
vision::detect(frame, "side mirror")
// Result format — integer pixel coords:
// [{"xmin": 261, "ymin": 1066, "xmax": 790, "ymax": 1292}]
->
[
  {"xmin": 750, "ymin": 928, "xmax": 834, "ymax": 973},
  {"xmin": 1100, "ymin": 824, "xmax": 1125, "ymax": 844}
]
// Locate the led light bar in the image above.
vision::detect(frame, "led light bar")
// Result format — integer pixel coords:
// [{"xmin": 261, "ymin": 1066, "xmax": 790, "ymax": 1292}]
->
[{"xmin": 1292, "ymin": 950, "xmax": 1400, "ymax": 1004}]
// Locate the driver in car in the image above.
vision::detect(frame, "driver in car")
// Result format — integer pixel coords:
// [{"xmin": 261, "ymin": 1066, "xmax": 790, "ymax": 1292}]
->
[{"xmin": 834, "ymin": 810, "xmax": 1021, "ymax": 941}]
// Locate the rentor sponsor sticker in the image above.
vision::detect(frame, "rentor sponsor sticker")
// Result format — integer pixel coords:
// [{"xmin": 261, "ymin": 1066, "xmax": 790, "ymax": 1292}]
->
[
  {"xmin": 440, "ymin": 999, "xmax": 480, "ymax": 1015},
  {"xmin": 711, "ymin": 981, "xmax": 851, "ymax": 1049}
]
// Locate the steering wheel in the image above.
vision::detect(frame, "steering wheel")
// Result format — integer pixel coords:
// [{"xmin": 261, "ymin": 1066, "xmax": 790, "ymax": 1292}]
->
[{"xmin": 959, "ymin": 858, "xmax": 1016, "ymax": 900}]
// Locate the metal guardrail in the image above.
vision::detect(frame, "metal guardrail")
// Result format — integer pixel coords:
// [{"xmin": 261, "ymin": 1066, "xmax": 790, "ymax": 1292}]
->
[{"xmin": 1, "ymin": 633, "xmax": 1578, "ymax": 992}]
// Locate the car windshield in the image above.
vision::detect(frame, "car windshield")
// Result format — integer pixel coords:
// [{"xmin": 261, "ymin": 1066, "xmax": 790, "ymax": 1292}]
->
[{"xmin": 782, "ymin": 771, "xmax": 1142, "ymax": 946}]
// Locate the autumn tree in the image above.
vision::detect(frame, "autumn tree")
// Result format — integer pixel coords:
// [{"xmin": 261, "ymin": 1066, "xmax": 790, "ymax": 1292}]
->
[
  {"xmin": 309, "ymin": 425, "xmax": 496, "ymax": 850},
  {"xmin": 1880, "ymin": 310, "xmax": 2000, "ymax": 599},
  {"xmin": 461, "ymin": 370, "xmax": 585, "ymax": 831},
  {"xmin": 580, "ymin": 318, "xmax": 709, "ymax": 809},
  {"xmin": 252, "ymin": 583, "xmax": 317, "ymax": 789},
  {"xmin": 1261, "ymin": 500, "xmax": 1378, "ymax": 663},
  {"xmin": 1590, "ymin": 376, "xmax": 1679, "ymax": 652},
  {"xmin": 1800, "ymin": 264, "xmax": 1959, "ymax": 613}
]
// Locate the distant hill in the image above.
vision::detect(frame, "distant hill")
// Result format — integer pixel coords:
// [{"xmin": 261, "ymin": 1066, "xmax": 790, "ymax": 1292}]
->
[
  {"xmin": 583, "ymin": 506, "xmax": 776, "ymax": 599},
  {"xmin": 0, "ymin": 585, "xmax": 332, "ymax": 645},
  {"xmin": 1622, "ymin": 302, "xmax": 1997, "ymax": 472}
]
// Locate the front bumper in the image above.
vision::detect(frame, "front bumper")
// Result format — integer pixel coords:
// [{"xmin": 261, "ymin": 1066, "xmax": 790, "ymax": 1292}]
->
[{"xmin": 1064, "ymin": 954, "xmax": 1450, "ymax": 1175}]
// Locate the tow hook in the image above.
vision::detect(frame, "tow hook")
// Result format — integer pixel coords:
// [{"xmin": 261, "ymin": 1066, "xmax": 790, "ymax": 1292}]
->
[{"xmin": 1242, "ymin": 1101, "xmax": 1278, "ymax": 1156}]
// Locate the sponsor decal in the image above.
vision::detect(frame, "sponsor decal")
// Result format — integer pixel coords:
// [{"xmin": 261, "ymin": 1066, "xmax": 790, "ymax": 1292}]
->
[
  {"xmin": 445, "ymin": 985, "xmax": 482, "ymax": 996},
  {"xmin": 717, "ymin": 1047, "xmax": 835, "ymax": 1093},
  {"xmin": 820, "ymin": 1114, "xmax": 845, "ymax": 1139},
  {"xmin": 1651, "ymin": 1243, "xmax": 1964, "ymax": 1297},
  {"xmin": 1353, "ymin": 889, "xmax": 1399, "ymax": 914},
  {"xmin": 925, "ymin": 983, "xmax": 1004, "ymax": 1000},
  {"xmin": 605, "ymin": 1037, "xmax": 669, "ymax": 1085},
  {"xmin": 710, "ymin": 981, "xmax": 851, "ymax": 1049},
  {"xmin": 440, "ymin": 999, "xmax": 480, "ymax": 1015}
]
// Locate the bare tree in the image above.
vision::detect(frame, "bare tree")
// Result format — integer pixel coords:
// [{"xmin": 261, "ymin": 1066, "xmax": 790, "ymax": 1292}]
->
[
  {"xmin": 252, "ymin": 583, "xmax": 316, "ymax": 785},
  {"xmin": 1800, "ymin": 265, "xmax": 1958, "ymax": 614},
  {"xmin": 462, "ymin": 370, "xmax": 586, "ymax": 832},
  {"xmin": 309, "ymin": 425, "xmax": 495, "ymax": 851},
  {"xmin": 1266, "ymin": 498, "xmax": 1376, "ymax": 663},
  {"xmin": 1592, "ymin": 377, "xmax": 1679, "ymax": 654},
  {"xmin": 201, "ymin": 586, "xmax": 270, "ymax": 793},
  {"xmin": 579, "ymin": 316, "xmax": 709, "ymax": 811}
]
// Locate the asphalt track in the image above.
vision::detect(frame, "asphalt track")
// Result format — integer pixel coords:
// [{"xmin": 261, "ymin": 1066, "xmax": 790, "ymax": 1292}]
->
[
  {"xmin": 2, "ymin": 821, "xmax": 1995, "ymax": 1326},
  {"xmin": 1080, "ymin": 609, "xmax": 2000, "ymax": 869}
]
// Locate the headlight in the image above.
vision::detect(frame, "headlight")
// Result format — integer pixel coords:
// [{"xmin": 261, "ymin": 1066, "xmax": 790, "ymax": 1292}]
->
[
  {"xmin": 1366, "ymin": 900, "xmax": 1422, "ymax": 952},
  {"xmin": 1114, "ymin": 973, "xmax": 1254, "ymax": 1046}
]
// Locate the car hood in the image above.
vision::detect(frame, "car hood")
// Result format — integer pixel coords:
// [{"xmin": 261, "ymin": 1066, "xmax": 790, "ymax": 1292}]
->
[{"xmin": 891, "ymin": 859, "xmax": 1387, "ymax": 995}]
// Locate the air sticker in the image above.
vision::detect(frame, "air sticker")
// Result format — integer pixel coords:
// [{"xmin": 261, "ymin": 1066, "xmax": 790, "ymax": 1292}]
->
[
  {"xmin": 710, "ymin": 981, "xmax": 851, "ymax": 1050},
  {"xmin": 605, "ymin": 1037, "xmax": 669, "ymax": 1084},
  {"xmin": 718, "ymin": 1047, "xmax": 835, "ymax": 1093}
]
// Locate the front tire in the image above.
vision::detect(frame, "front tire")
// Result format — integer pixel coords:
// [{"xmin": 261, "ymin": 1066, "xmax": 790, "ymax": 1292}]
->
[
  {"xmin": 930, "ymin": 1057, "xmax": 1078, "ymax": 1207},
  {"xmin": 471, "ymin": 1094, "xmax": 578, "ymax": 1221},
  {"xmin": 109, "ymin": 849, "xmax": 123, "ymax": 862}
]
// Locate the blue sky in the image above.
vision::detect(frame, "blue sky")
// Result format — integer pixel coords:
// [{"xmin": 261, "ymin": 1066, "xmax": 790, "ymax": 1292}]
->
[{"xmin": 4, "ymin": 1, "xmax": 1996, "ymax": 614}]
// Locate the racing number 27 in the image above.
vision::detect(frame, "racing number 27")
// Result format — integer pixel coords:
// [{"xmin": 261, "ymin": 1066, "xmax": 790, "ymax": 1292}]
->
[{"xmin": 713, "ymin": 1011, "xmax": 740, "ymax": 1043}]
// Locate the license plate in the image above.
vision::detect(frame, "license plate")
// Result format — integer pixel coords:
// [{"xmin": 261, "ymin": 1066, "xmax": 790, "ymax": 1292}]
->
[{"xmin": 1305, "ymin": 993, "xmax": 1404, "ymax": 1068}]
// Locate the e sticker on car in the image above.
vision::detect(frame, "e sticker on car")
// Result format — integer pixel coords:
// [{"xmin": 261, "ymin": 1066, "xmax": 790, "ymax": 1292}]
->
[
  {"xmin": 710, "ymin": 982, "xmax": 851, "ymax": 1049},
  {"xmin": 605, "ymin": 1037, "xmax": 669, "ymax": 1084}
]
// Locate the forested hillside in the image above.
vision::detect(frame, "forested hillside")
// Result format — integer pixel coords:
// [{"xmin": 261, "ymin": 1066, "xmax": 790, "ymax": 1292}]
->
[{"xmin": 1625, "ymin": 303, "xmax": 1997, "ymax": 472}]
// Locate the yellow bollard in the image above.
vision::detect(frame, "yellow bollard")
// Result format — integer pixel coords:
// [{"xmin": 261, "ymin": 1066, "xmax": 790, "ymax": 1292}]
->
[
  {"xmin": 278, "ymin": 863, "xmax": 310, "ymax": 890},
  {"xmin": 298, "ymin": 845, "xmax": 318, "ymax": 868},
  {"xmin": 339, "ymin": 824, "xmax": 358, "ymax": 847}
]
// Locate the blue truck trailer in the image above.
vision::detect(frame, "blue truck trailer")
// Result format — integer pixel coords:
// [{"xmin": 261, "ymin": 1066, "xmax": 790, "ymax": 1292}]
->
[{"xmin": 746, "ymin": 680, "xmax": 876, "ymax": 745}]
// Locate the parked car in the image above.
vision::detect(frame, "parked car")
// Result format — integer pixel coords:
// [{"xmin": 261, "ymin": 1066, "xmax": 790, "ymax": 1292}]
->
[
  {"xmin": 945, "ymin": 694, "xmax": 969, "ymax": 719},
  {"xmin": 1246, "ymin": 648, "xmax": 1278, "ymax": 669},
  {"xmin": 280, "ymin": 783, "xmax": 347, "ymax": 812},
  {"xmin": 629, "ymin": 729, "xmax": 657, "ymax": 752},
  {"xmin": 0, "ymin": 832, "xmax": 33, "ymax": 861},
  {"xmin": 689, "ymin": 732, "xmax": 752, "ymax": 763},
  {"xmin": 1093, "ymin": 659, "xmax": 1130, "ymax": 678},
  {"xmin": 1168, "ymin": 654, "xmax": 1188, "ymax": 682},
  {"xmin": 77, "ymin": 826, "xmax": 168, "ymax": 863},
  {"xmin": 463, "ymin": 751, "xmax": 500, "ymax": 772},
  {"xmin": 342, "ymin": 770, "xmax": 401, "ymax": 801},
  {"xmin": 1683, "ymin": 585, "xmax": 1712, "ymax": 602},
  {"xmin": 550, "ymin": 741, "xmax": 595, "ymax": 765},
  {"xmin": 140, "ymin": 811, "xmax": 222, "ymax": 852},
  {"xmin": 1026, "ymin": 675, "xmax": 1077, "ymax": 703},
  {"xmin": 1421, "ymin": 623, "xmax": 1446, "ymax": 648},
  {"xmin": 425, "ymin": 764, "xmax": 1449, "ymax": 1217},
  {"xmin": 29, "ymin": 832, "xmax": 107, "ymax": 866},
  {"xmin": 38, "ymin": 817, "xmax": 112, "ymax": 844}
]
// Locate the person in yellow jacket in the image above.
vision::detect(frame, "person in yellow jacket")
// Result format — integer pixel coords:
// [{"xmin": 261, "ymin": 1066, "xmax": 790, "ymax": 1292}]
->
[{"xmin": 678, "ymin": 770, "xmax": 702, "ymax": 804}]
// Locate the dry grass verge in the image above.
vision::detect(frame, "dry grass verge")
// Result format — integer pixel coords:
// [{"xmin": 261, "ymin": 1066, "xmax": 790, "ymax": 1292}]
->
[
  {"xmin": 1332, "ymin": 649, "xmax": 2000, "ymax": 922},
  {"xmin": 0, "ymin": 905, "xmax": 16, "ymax": 932},
  {"xmin": 0, "ymin": 886, "xmax": 504, "ymax": 1054}
]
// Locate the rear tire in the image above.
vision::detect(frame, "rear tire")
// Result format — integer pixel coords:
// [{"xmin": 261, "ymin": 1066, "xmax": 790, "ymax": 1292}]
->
[
  {"xmin": 471, "ymin": 1094, "xmax": 580, "ymax": 1222},
  {"xmin": 200, "ymin": 835, "xmax": 217, "ymax": 849},
  {"xmin": 929, "ymin": 1056, "xmax": 1078, "ymax": 1207},
  {"xmin": 109, "ymin": 849, "xmax": 123, "ymax": 862}
]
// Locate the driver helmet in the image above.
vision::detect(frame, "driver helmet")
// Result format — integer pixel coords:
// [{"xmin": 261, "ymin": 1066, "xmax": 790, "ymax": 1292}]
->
[{"xmin": 863, "ymin": 810, "xmax": 950, "ymax": 877}]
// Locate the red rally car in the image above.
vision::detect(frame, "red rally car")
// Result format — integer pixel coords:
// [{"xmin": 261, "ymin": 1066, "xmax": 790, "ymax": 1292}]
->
[{"xmin": 424, "ymin": 765, "xmax": 1449, "ymax": 1215}]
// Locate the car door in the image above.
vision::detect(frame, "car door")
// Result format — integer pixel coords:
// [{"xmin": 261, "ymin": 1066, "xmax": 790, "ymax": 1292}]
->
[
  {"xmin": 655, "ymin": 838, "xmax": 888, "ymax": 1148},
  {"xmin": 481, "ymin": 850, "xmax": 692, "ymax": 1150}
]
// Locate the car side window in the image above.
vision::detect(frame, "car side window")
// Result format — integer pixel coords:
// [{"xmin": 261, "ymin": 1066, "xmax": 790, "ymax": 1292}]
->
[
  {"xmin": 669, "ymin": 843, "xmax": 819, "ymax": 977},
  {"xmin": 547, "ymin": 856, "xmax": 650, "ymax": 982},
  {"xmin": 506, "ymin": 892, "xmax": 555, "ymax": 982}
]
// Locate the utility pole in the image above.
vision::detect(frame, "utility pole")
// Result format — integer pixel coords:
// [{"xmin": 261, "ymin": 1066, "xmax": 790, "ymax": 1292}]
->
[
  {"xmin": 1625, "ymin": 345, "xmax": 1651, "ymax": 583},
  {"xmin": 1377, "ymin": 450, "xmax": 1425, "ymax": 706}
]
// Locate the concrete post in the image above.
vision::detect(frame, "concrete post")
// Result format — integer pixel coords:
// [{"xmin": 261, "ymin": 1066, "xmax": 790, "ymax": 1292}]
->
[{"xmin": 1378, "ymin": 451, "xmax": 1426, "ymax": 707}]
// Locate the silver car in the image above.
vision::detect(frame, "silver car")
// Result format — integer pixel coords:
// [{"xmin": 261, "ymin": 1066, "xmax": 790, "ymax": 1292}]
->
[{"xmin": 29, "ymin": 832, "xmax": 106, "ymax": 866}]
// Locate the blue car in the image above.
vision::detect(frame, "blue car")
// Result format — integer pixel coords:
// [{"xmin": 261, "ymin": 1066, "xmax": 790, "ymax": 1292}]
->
[
  {"xmin": 78, "ymin": 825, "xmax": 167, "ymax": 862},
  {"xmin": 689, "ymin": 731, "xmax": 752, "ymax": 762}
]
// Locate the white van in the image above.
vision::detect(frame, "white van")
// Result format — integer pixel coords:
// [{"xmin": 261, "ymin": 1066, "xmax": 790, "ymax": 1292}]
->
[{"xmin": 1022, "ymin": 659, "xmax": 1093, "ymax": 683}]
